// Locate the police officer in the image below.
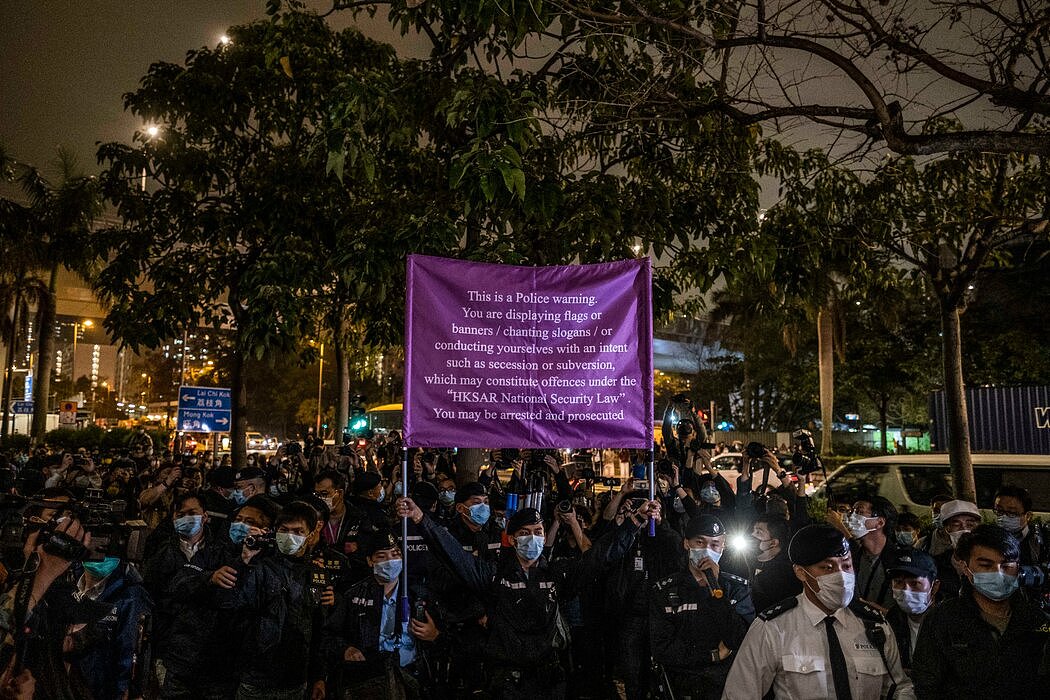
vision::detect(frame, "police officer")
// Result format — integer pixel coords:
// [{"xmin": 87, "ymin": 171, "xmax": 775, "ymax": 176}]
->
[
  {"xmin": 650, "ymin": 515, "xmax": 754, "ymax": 699},
  {"xmin": 314, "ymin": 528, "xmax": 441, "ymax": 699},
  {"xmin": 397, "ymin": 495, "xmax": 656, "ymax": 699},
  {"xmin": 723, "ymin": 524, "xmax": 915, "ymax": 699}
]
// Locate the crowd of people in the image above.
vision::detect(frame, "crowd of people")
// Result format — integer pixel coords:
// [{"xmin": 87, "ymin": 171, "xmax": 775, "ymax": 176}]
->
[{"xmin": 0, "ymin": 426, "xmax": 1047, "ymax": 700}]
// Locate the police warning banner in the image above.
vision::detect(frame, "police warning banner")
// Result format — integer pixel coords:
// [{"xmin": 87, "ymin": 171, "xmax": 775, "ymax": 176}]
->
[{"xmin": 403, "ymin": 254, "xmax": 654, "ymax": 448}]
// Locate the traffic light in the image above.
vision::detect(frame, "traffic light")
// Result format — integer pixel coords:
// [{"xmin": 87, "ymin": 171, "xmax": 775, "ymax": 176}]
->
[{"xmin": 345, "ymin": 394, "xmax": 372, "ymax": 440}]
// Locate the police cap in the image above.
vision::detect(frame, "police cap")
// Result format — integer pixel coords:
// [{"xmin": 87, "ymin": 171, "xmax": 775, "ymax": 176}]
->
[
  {"xmin": 683, "ymin": 514, "xmax": 726, "ymax": 539},
  {"xmin": 789, "ymin": 524, "xmax": 851, "ymax": 566},
  {"xmin": 506, "ymin": 507, "xmax": 542, "ymax": 534}
]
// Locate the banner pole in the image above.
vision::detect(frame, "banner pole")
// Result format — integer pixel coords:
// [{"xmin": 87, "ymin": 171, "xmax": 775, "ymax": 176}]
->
[
  {"xmin": 399, "ymin": 448, "xmax": 410, "ymax": 621},
  {"xmin": 648, "ymin": 450, "xmax": 657, "ymax": 537}
]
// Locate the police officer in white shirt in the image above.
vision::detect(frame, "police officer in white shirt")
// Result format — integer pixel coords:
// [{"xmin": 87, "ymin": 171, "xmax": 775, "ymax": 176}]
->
[{"xmin": 722, "ymin": 524, "xmax": 914, "ymax": 700}]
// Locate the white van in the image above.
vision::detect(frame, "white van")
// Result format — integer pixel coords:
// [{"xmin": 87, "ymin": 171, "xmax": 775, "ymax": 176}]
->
[{"xmin": 816, "ymin": 454, "xmax": 1050, "ymax": 518}]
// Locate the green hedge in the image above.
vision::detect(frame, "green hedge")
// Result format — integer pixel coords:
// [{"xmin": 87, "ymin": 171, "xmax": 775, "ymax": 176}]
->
[{"xmin": 43, "ymin": 426, "xmax": 170, "ymax": 452}]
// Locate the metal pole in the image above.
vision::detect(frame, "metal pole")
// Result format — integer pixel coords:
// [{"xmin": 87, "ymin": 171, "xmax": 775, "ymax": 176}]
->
[
  {"xmin": 399, "ymin": 448, "xmax": 410, "ymax": 622},
  {"xmin": 315, "ymin": 342, "xmax": 324, "ymax": 437},
  {"xmin": 648, "ymin": 450, "xmax": 657, "ymax": 537}
]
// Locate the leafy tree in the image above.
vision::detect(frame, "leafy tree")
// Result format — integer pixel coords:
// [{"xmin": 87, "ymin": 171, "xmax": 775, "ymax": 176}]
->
[
  {"xmin": 95, "ymin": 12, "xmax": 434, "ymax": 466},
  {"xmin": 503, "ymin": 0, "xmax": 1050, "ymax": 156},
  {"xmin": 0, "ymin": 147, "xmax": 101, "ymax": 442},
  {"xmin": 854, "ymin": 150, "xmax": 1049, "ymax": 498}
]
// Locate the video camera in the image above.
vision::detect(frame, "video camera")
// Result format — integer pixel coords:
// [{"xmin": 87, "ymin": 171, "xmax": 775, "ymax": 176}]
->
[
  {"xmin": 1, "ymin": 489, "xmax": 148, "ymax": 563},
  {"xmin": 790, "ymin": 429, "xmax": 822, "ymax": 475}
]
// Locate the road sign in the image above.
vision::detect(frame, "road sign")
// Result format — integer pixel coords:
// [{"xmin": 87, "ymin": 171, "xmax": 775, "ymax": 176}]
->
[
  {"xmin": 59, "ymin": 401, "xmax": 77, "ymax": 425},
  {"xmin": 177, "ymin": 386, "xmax": 232, "ymax": 433},
  {"xmin": 12, "ymin": 401, "xmax": 33, "ymax": 415}
]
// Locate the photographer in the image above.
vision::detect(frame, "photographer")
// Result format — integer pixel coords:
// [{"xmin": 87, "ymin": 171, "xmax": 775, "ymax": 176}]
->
[
  {"xmin": 397, "ymin": 495, "xmax": 659, "ymax": 699},
  {"xmin": 596, "ymin": 480, "xmax": 681, "ymax": 700},
  {"xmin": 161, "ymin": 495, "xmax": 280, "ymax": 699},
  {"xmin": 12, "ymin": 517, "xmax": 90, "ymax": 699},
  {"xmin": 142, "ymin": 493, "xmax": 221, "ymax": 687},
  {"xmin": 215, "ymin": 501, "xmax": 330, "ymax": 700},
  {"xmin": 66, "ymin": 553, "xmax": 152, "ymax": 700}
]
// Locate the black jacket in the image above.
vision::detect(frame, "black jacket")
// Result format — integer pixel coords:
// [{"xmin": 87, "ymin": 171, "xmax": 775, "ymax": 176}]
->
[
  {"xmin": 649, "ymin": 568, "xmax": 754, "ymax": 674},
  {"xmin": 163, "ymin": 539, "xmax": 254, "ymax": 682},
  {"xmin": 750, "ymin": 549, "xmax": 801, "ymax": 614},
  {"xmin": 419, "ymin": 513, "xmax": 642, "ymax": 668},
  {"xmin": 911, "ymin": 585, "xmax": 1050, "ymax": 697},
  {"xmin": 215, "ymin": 553, "xmax": 324, "ymax": 689},
  {"xmin": 141, "ymin": 531, "xmax": 222, "ymax": 659},
  {"xmin": 319, "ymin": 577, "xmax": 438, "ymax": 687}
]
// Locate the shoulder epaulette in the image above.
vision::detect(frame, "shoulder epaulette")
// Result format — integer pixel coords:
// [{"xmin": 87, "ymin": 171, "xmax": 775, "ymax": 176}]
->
[
  {"xmin": 758, "ymin": 596, "xmax": 798, "ymax": 621},
  {"xmin": 850, "ymin": 599, "xmax": 887, "ymax": 623},
  {"xmin": 722, "ymin": 572, "xmax": 749, "ymax": 586},
  {"xmin": 653, "ymin": 574, "xmax": 677, "ymax": 591}
]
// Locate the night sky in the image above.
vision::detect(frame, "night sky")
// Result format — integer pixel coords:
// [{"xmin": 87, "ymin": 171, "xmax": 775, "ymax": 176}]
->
[{"xmin": 0, "ymin": 1, "xmax": 423, "ymax": 178}]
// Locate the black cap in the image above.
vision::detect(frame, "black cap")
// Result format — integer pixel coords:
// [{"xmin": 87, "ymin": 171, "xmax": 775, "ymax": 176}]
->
[
  {"xmin": 789, "ymin": 524, "xmax": 851, "ymax": 566},
  {"xmin": 884, "ymin": 546, "xmax": 938, "ymax": 581},
  {"xmin": 454, "ymin": 481, "xmax": 487, "ymax": 504},
  {"xmin": 352, "ymin": 471, "xmax": 381, "ymax": 495},
  {"xmin": 362, "ymin": 528, "xmax": 400, "ymax": 558},
  {"xmin": 506, "ymin": 508, "xmax": 542, "ymax": 534},
  {"xmin": 233, "ymin": 467, "xmax": 266, "ymax": 483},
  {"xmin": 683, "ymin": 514, "xmax": 726, "ymax": 539},
  {"xmin": 208, "ymin": 466, "xmax": 237, "ymax": 489},
  {"xmin": 411, "ymin": 481, "xmax": 439, "ymax": 510}
]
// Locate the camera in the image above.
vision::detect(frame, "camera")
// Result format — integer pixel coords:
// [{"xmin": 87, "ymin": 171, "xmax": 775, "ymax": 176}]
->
[
  {"xmin": 556, "ymin": 500, "xmax": 574, "ymax": 514},
  {"xmin": 285, "ymin": 442, "xmax": 302, "ymax": 457},
  {"xmin": 745, "ymin": 441, "xmax": 767, "ymax": 459},
  {"xmin": 791, "ymin": 429, "xmax": 822, "ymax": 475},
  {"xmin": 244, "ymin": 533, "xmax": 275, "ymax": 551},
  {"xmin": 25, "ymin": 492, "xmax": 149, "ymax": 562},
  {"xmin": 598, "ymin": 476, "xmax": 621, "ymax": 487}
]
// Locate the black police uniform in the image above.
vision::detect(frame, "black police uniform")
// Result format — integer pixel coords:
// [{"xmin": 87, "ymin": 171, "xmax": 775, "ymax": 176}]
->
[
  {"xmin": 418, "ymin": 508, "xmax": 644, "ymax": 699},
  {"xmin": 650, "ymin": 568, "xmax": 754, "ymax": 699},
  {"xmin": 319, "ymin": 576, "xmax": 438, "ymax": 699}
]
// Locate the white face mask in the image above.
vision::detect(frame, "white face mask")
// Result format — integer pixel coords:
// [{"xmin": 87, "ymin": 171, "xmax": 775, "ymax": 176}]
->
[
  {"xmin": 688, "ymin": 546, "xmax": 722, "ymax": 567},
  {"xmin": 804, "ymin": 569, "xmax": 855, "ymax": 611},
  {"xmin": 846, "ymin": 512, "xmax": 876, "ymax": 539},
  {"xmin": 948, "ymin": 529, "xmax": 971, "ymax": 548},
  {"xmin": 276, "ymin": 532, "xmax": 307, "ymax": 556},
  {"xmin": 892, "ymin": 588, "xmax": 931, "ymax": 615}
]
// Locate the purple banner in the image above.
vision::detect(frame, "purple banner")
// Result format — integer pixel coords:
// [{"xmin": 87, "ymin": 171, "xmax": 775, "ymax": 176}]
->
[{"xmin": 403, "ymin": 255, "xmax": 653, "ymax": 449}]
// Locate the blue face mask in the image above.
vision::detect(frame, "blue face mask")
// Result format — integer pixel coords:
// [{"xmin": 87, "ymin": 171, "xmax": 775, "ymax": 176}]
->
[
  {"xmin": 970, "ymin": 569, "xmax": 1019, "ymax": 601},
  {"xmin": 83, "ymin": 556, "xmax": 120, "ymax": 579},
  {"xmin": 700, "ymin": 486, "xmax": 720, "ymax": 504},
  {"xmin": 229, "ymin": 521, "xmax": 252, "ymax": 544},
  {"xmin": 373, "ymin": 558, "xmax": 403, "ymax": 583},
  {"xmin": 515, "ymin": 534, "xmax": 545, "ymax": 561},
  {"xmin": 438, "ymin": 490, "xmax": 456, "ymax": 506},
  {"xmin": 468, "ymin": 503, "xmax": 491, "ymax": 526},
  {"xmin": 174, "ymin": 514, "xmax": 204, "ymax": 539},
  {"xmin": 229, "ymin": 489, "xmax": 248, "ymax": 506}
]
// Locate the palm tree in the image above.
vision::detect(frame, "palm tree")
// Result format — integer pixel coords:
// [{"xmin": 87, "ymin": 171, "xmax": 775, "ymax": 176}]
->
[{"xmin": 0, "ymin": 147, "xmax": 101, "ymax": 442}]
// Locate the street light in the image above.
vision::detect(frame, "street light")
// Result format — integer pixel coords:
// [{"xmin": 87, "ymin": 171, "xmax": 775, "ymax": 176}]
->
[
  {"xmin": 219, "ymin": 34, "xmax": 231, "ymax": 46},
  {"xmin": 141, "ymin": 373, "xmax": 152, "ymax": 403}
]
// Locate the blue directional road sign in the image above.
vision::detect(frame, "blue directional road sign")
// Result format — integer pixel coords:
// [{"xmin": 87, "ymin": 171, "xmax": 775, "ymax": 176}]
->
[
  {"xmin": 177, "ymin": 385, "xmax": 232, "ymax": 433},
  {"xmin": 12, "ymin": 401, "xmax": 33, "ymax": 415}
]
